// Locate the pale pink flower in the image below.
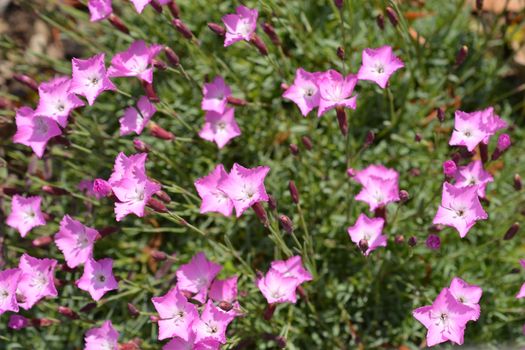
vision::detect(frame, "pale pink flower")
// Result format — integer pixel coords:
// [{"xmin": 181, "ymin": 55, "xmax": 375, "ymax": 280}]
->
[
  {"xmin": 193, "ymin": 300, "xmax": 235, "ymax": 344},
  {"xmin": 6, "ymin": 195, "xmax": 46, "ymax": 238},
  {"xmin": 209, "ymin": 276, "xmax": 242, "ymax": 317},
  {"xmin": 130, "ymin": 0, "xmax": 151, "ymax": 13},
  {"xmin": 8, "ymin": 315, "xmax": 29, "ymax": 330},
  {"xmin": 108, "ymin": 41, "xmax": 162, "ymax": 84},
  {"xmin": 112, "ymin": 172, "xmax": 161, "ymax": 221},
  {"xmin": 54, "ymin": 215, "xmax": 98, "ymax": 268},
  {"xmin": 194, "ymin": 164, "xmax": 234, "ymax": 216},
  {"xmin": 479, "ymin": 106, "xmax": 507, "ymax": 143},
  {"xmin": 84, "ymin": 320, "xmax": 119, "ymax": 350},
  {"xmin": 0, "ymin": 268, "xmax": 22, "ymax": 315},
  {"xmin": 201, "ymin": 76, "xmax": 231, "ymax": 114},
  {"xmin": 87, "ymin": 0, "xmax": 112, "ymax": 22},
  {"xmin": 108, "ymin": 152, "xmax": 147, "ymax": 185},
  {"xmin": 282, "ymin": 68, "xmax": 321, "ymax": 117},
  {"xmin": 222, "ymin": 5, "xmax": 258, "ymax": 47},
  {"xmin": 353, "ymin": 164, "xmax": 400, "ymax": 211},
  {"xmin": 119, "ymin": 96, "xmax": 156, "ymax": 136},
  {"xmin": 317, "ymin": 70, "xmax": 358, "ymax": 117},
  {"xmin": 70, "ymin": 53, "xmax": 116, "ymax": 106},
  {"xmin": 76, "ymin": 257, "xmax": 118, "ymax": 301},
  {"xmin": 347, "ymin": 214, "xmax": 387, "ymax": 256},
  {"xmin": 270, "ymin": 256, "xmax": 312, "ymax": 285},
  {"xmin": 16, "ymin": 254, "xmax": 58, "ymax": 310},
  {"xmin": 176, "ymin": 252, "xmax": 222, "ymax": 304},
  {"xmin": 163, "ymin": 333, "xmax": 220, "ymax": 350},
  {"xmin": 449, "ymin": 277, "xmax": 482, "ymax": 321},
  {"xmin": 217, "ymin": 163, "xmax": 270, "ymax": 217},
  {"xmin": 357, "ymin": 45, "xmax": 404, "ymax": 89},
  {"xmin": 432, "ymin": 182, "xmax": 488, "ymax": 238},
  {"xmin": 256, "ymin": 268, "xmax": 299, "ymax": 304},
  {"xmin": 13, "ymin": 107, "xmax": 62, "ymax": 158},
  {"xmin": 198, "ymin": 108, "xmax": 241, "ymax": 148},
  {"xmin": 454, "ymin": 160, "xmax": 493, "ymax": 198},
  {"xmin": 449, "ymin": 108, "xmax": 507, "ymax": 151}
]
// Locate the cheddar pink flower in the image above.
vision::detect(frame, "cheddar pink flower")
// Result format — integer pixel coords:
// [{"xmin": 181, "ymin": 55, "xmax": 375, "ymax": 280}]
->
[
  {"xmin": 454, "ymin": 160, "xmax": 493, "ymax": 198},
  {"xmin": 222, "ymin": 5, "xmax": 258, "ymax": 46},
  {"xmin": 432, "ymin": 182, "xmax": 488, "ymax": 238},
  {"xmin": 176, "ymin": 252, "xmax": 222, "ymax": 304},
  {"xmin": 84, "ymin": 320, "xmax": 119, "ymax": 350},
  {"xmin": 270, "ymin": 256, "xmax": 312, "ymax": 285},
  {"xmin": 194, "ymin": 300, "xmax": 235, "ymax": 344},
  {"xmin": 479, "ymin": 106, "xmax": 507, "ymax": 142},
  {"xmin": 449, "ymin": 277, "xmax": 482, "ymax": 321},
  {"xmin": 13, "ymin": 107, "xmax": 62, "ymax": 158},
  {"xmin": 353, "ymin": 164, "xmax": 400, "ymax": 211},
  {"xmin": 163, "ymin": 333, "xmax": 220, "ymax": 350},
  {"xmin": 282, "ymin": 68, "xmax": 321, "ymax": 117},
  {"xmin": 198, "ymin": 108, "xmax": 241, "ymax": 149},
  {"xmin": 108, "ymin": 152, "xmax": 148, "ymax": 185},
  {"xmin": 151, "ymin": 287, "xmax": 199, "ymax": 341},
  {"xmin": 119, "ymin": 96, "xmax": 156, "ymax": 136},
  {"xmin": 256, "ymin": 268, "xmax": 298, "ymax": 304},
  {"xmin": 76, "ymin": 257, "xmax": 118, "ymax": 301},
  {"xmin": 194, "ymin": 164, "xmax": 234, "ymax": 216},
  {"xmin": 449, "ymin": 108, "xmax": 507, "ymax": 151},
  {"xmin": 16, "ymin": 254, "xmax": 58, "ymax": 310},
  {"xmin": 108, "ymin": 40, "xmax": 162, "ymax": 84},
  {"xmin": 54, "ymin": 215, "xmax": 98, "ymax": 268},
  {"xmin": 357, "ymin": 45, "xmax": 404, "ymax": 89},
  {"xmin": 347, "ymin": 214, "xmax": 387, "ymax": 256},
  {"xmin": 201, "ymin": 76, "xmax": 231, "ymax": 114},
  {"xmin": 130, "ymin": 0, "xmax": 151, "ymax": 13},
  {"xmin": 87, "ymin": 0, "xmax": 112, "ymax": 22},
  {"xmin": 112, "ymin": 172, "xmax": 161, "ymax": 221},
  {"xmin": 209, "ymin": 276, "xmax": 241, "ymax": 315},
  {"xmin": 218, "ymin": 163, "xmax": 270, "ymax": 217},
  {"xmin": 70, "ymin": 53, "xmax": 116, "ymax": 105},
  {"xmin": 0, "ymin": 268, "xmax": 22, "ymax": 315},
  {"xmin": 516, "ymin": 260, "xmax": 525, "ymax": 299},
  {"xmin": 6, "ymin": 195, "xmax": 46, "ymax": 238},
  {"xmin": 35, "ymin": 76, "xmax": 85, "ymax": 128},
  {"xmin": 317, "ymin": 70, "xmax": 358, "ymax": 117}
]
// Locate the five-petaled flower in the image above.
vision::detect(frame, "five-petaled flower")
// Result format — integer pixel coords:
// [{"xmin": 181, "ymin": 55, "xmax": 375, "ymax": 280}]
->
[
  {"xmin": 13, "ymin": 107, "xmax": 62, "ymax": 158},
  {"xmin": 16, "ymin": 254, "xmax": 58, "ymax": 310},
  {"xmin": 357, "ymin": 45, "xmax": 404, "ymax": 89},
  {"xmin": 70, "ymin": 53, "xmax": 116, "ymax": 106},
  {"xmin": 353, "ymin": 164, "xmax": 400, "ymax": 211},
  {"xmin": 6, "ymin": 195, "xmax": 46, "ymax": 238},
  {"xmin": 317, "ymin": 70, "xmax": 358, "ymax": 117},
  {"xmin": 347, "ymin": 213, "xmax": 387, "ymax": 256},
  {"xmin": 198, "ymin": 107, "xmax": 241, "ymax": 148},
  {"xmin": 84, "ymin": 320, "xmax": 119, "ymax": 350},
  {"xmin": 119, "ymin": 96, "xmax": 156, "ymax": 136},
  {"xmin": 282, "ymin": 68, "xmax": 321, "ymax": 117},
  {"xmin": 76, "ymin": 257, "xmax": 119, "ymax": 301},
  {"xmin": 176, "ymin": 252, "xmax": 222, "ymax": 304},
  {"xmin": 222, "ymin": 5, "xmax": 258, "ymax": 46},
  {"xmin": 201, "ymin": 76, "xmax": 232, "ymax": 114},
  {"xmin": 54, "ymin": 215, "xmax": 98, "ymax": 268},
  {"xmin": 194, "ymin": 164, "xmax": 234, "ymax": 216},
  {"xmin": 108, "ymin": 40, "xmax": 162, "ymax": 84}
]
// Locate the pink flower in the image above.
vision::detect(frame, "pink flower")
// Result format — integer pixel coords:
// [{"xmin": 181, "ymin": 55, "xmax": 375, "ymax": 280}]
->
[
  {"xmin": 347, "ymin": 214, "xmax": 387, "ymax": 256},
  {"xmin": 454, "ymin": 160, "xmax": 493, "ymax": 198},
  {"xmin": 256, "ymin": 268, "xmax": 299, "ymax": 304},
  {"xmin": 108, "ymin": 152, "xmax": 147, "ymax": 185},
  {"xmin": 54, "ymin": 215, "xmax": 98, "ymax": 268},
  {"xmin": 353, "ymin": 164, "xmax": 400, "ymax": 211},
  {"xmin": 198, "ymin": 108, "xmax": 241, "ymax": 148},
  {"xmin": 119, "ymin": 96, "xmax": 156, "ymax": 136},
  {"xmin": 282, "ymin": 68, "xmax": 321, "ymax": 117},
  {"xmin": 130, "ymin": 0, "xmax": 151, "ymax": 13},
  {"xmin": 209, "ymin": 276, "xmax": 241, "ymax": 316},
  {"xmin": 194, "ymin": 300, "xmax": 235, "ymax": 344},
  {"xmin": 448, "ymin": 277, "xmax": 482, "ymax": 321},
  {"xmin": 93, "ymin": 178, "xmax": 113, "ymax": 198},
  {"xmin": 0, "ymin": 268, "xmax": 22, "ymax": 315},
  {"xmin": 16, "ymin": 254, "xmax": 58, "ymax": 310},
  {"xmin": 13, "ymin": 107, "xmax": 62, "ymax": 158},
  {"xmin": 516, "ymin": 260, "xmax": 525, "ymax": 299},
  {"xmin": 442, "ymin": 160, "xmax": 457, "ymax": 177},
  {"xmin": 163, "ymin": 333, "xmax": 220, "ymax": 350},
  {"xmin": 217, "ymin": 163, "xmax": 270, "ymax": 217},
  {"xmin": 70, "ymin": 53, "xmax": 116, "ymax": 106},
  {"xmin": 479, "ymin": 106, "xmax": 507, "ymax": 143},
  {"xmin": 176, "ymin": 252, "xmax": 222, "ymax": 304},
  {"xmin": 35, "ymin": 76, "xmax": 85, "ymax": 128},
  {"xmin": 201, "ymin": 76, "xmax": 232, "ymax": 114},
  {"xmin": 76, "ymin": 257, "xmax": 118, "ymax": 301},
  {"xmin": 270, "ymin": 256, "xmax": 313, "ymax": 285},
  {"xmin": 8, "ymin": 315, "xmax": 29, "ymax": 330},
  {"xmin": 413, "ymin": 288, "xmax": 473, "ymax": 347},
  {"xmin": 6, "ymin": 195, "xmax": 46, "ymax": 238},
  {"xmin": 496, "ymin": 133, "xmax": 511, "ymax": 152},
  {"xmin": 112, "ymin": 171, "xmax": 161, "ymax": 221},
  {"xmin": 357, "ymin": 45, "xmax": 404, "ymax": 89},
  {"xmin": 222, "ymin": 5, "xmax": 258, "ymax": 47},
  {"xmin": 317, "ymin": 70, "xmax": 358, "ymax": 117},
  {"xmin": 432, "ymin": 182, "xmax": 488, "ymax": 238},
  {"xmin": 449, "ymin": 108, "xmax": 507, "ymax": 151},
  {"xmin": 194, "ymin": 164, "xmax": 234, "ymax": 216},
  {"xmin": 151, "ymin": 287, "xmax": 199, "ymax": 341},
  {"xmin": 84, "ymin": 320, "xmax": 119, "ymax": 350},
  {"xmin": 87, "ymin": 0, "xmax": 112, "ymax": 22},
  {"xmin": 108, "ymin": 41, "xmax": 162, "ymax": 84}
]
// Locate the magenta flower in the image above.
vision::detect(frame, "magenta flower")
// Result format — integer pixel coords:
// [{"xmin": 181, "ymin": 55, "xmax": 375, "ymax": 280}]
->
[
  {"xmin": 442, "ymin": 160, "xmax": 457, "ymax": 177},
  {"xmin": 108, "ymin": 152, "xmax": 147, "ymax": 185},
  {"xmin": 0, "ymin": 268, "xmax": 22, "ymax": 315},
  {"xmin": 217, "ymin": 163, "xmax": 270, "ymax": 217},
  {"xmin": 70, "ymin": 53, "xmax": 116, "ymax": 105},
  {"xmin": 112, "ymin": 171, "xmax": 161, "ymax": 221},
  {"xmin": 119, "ymin": 96, "xmax": 156, "ymax": 136},
  {"xmin": 54, "ymin": 215, "xmax": 98, "ymax": 268},
  {"xmin": 449, "ymin": 277, "xmax": 482, "ymax": 321},
  {"xmin": 353, "ymin": 164, "xmax": 400, "ymax": 211},
  {"xmin": 347, "ymin": 214, "xmax": 387, "ymax": 256},
  {"xmin": 108, "ymin": 40, "xmax": 162, "ymax": 84},
  {"xmin": 76, "ymin": 257, "xmax": 118, "ymax": 301},
  {"xmin": 413, "ymin": 288, "xmax": 472, "ymax": 347},
  {"xmin": 151, "ymin": 287, "xmax": 199, "ymax": 341},
  {"xmin": 8, "ymin": 315, "xmax": 29, "ymax": 330},
  {"xmin": 194, "ymin": 300, "xmax": 235, "ymax": 344},
  {"xmin": 479, "ymin": 106, "xmax": 507, "ymax": 142},
  {"xmin": 201, "ymin": 76, "xmax": 232, "ymax": 114},
  {"xmin": 13, "ymin": 107, "xmax": 62, "ymax": 158},
  {"xmin": 198, "ymin": 108, "xmax": 241, "ymax": 148},
  {"xmin": 84, "ymin": 320, "xmax": 119, "ymax": 350},
  {"xmin": 35, "ymin": 76, "xmax": 85, "ymax": 128},
  {"xmin": 176, "ymin": 252, "xmax": 222, "ymax": 304},
  {"xmin": 433, "ymin": 182, "xmax": 488, "ymax": 238},
  {"xmin": 93, "ymin": 178, "xmax": 113, "ymax": 198},
  {"xmin": 163, "ymin": 333, "xmax": 220, "ymax": 350},
  {"xmin": 222, "ymin": 5, "xmax": 258, "ymax": 47},
  {"xmin": 516, "ymin": 260, "xmax": 525, "ymax": 299},
  {"xmin": 270, "ymin": 256, "xmax": 313, "ymax": 285},
  {"xmin": 317, "ymin": 70, "xmax": 358, "ymax": 117},
  {"xmin": 87, "ymin": 0, "xmax": 112, "ymax": 22},
  {"xmin": 426, "ymin": 234, "xmax": 441, "ymax": 250},
  {"xmin": 195, "ymin": 164, "xmax": 234, "ymax": 216},
  {"xmin": 209, "ymin": 276, "xmax": 240, "ymax": 315},
  {"xmin": 16, "ymin": 254, "xmax": 58, "ymax": 310},
  {"xmin": 449, "ymin": 108, "xmax": 507, "ymax": 151},
  {"xmin": 256, "ymin": 268, "xmax": 299, "ymax": 304},
  {"xmin": 454, "ymin": 160, "xmax": 493, "ymax": 198},
  {"xmin": 6, "ymin": 195, "xmax": 46, "ymax": 238},
  {"xmin": 357, "ymin": 45, "xmax": 404, "ymax": 89},
  {"xmin": 282, "ymin": 68, "xmax": 321, "ymax": 117}
]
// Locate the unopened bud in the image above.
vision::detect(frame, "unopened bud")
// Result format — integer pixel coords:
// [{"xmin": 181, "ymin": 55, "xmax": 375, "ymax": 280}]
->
[
  {"xmin": 250, "ymin": 34, "xmax": 269, "ymax": 56},
  {"xmin": 164, "ymin": 46, "xmax": 180, "ymax": 67},
  {"xmin": 408, "ymin": 236, "xmax": 417, "ymax": 247},
  {"xmin": 32, "ymin": 318, "xmax": 56, "ymax": 327},
  {"xmin": 358, "ymin": 239, "xmax": 369, "ymax": 253},
  {"xmin": 337, "ymin": 46, "xmax": 345, "ymax": 61},
  {"xmin": 42, "ymin": 185, "xmax": 69, "ymax": 196},
  {"xmin": 150, "ymin": 0, "xmax": 163, "ymax": 13},
  {"xmin": 334, "ymin": 0, "xmax": 343, "ymax": 9},
  {"xmin": 133, "ymin": 138, "xmax": 151, "ymax": 153},
  {"xmin": 442, "ymin": 160, "xmax": 457, "ymax": 177},
  {"xmin": 280, "ymin": 83, "xmax": 290, "ymax": 90},
  {"xmin": 226, "ymin": 96, "xmax": 247, "ymax": 106},
  {"xmin": 374, "ymin": 206, "xmax": 386, "ymax": 222},
  {"xmin": 504, "ymin": 223, "xmax": 520, "ymax": 240},
  {"xmin": 108, "ymin": 14, "xmax": 130, "ymax": 34},
  {"xmin": 425, "ymin": 234, "xmax": 441, "ymax": 250},
  {"xmin": 218, "ymin": 301, "xmax": 233, "ymax": 312},
  {"xmin": 142, "ymin": 81, "xmax": 160, "ymax": 102},
  {"xmin": 13, "ymin": 74, "xmax": 38, "ymax": 91},
  {"xmin": 279, "ymin": 214, "xmax": 294, "ymax": 234},
  {"xmin": 127, "ymin": 303, "xmax": 140, "ymax": 318},
  {"xmin": 58, "ymin": 306, "xmax": 79, "ymax": 320},
  {"xmin": 336, "ymin": 107, "xmax": 348, "ymax": 136},
  {"xmin": 263, "ymin": 303, "xmax": 276, "ymax": 321},
  {"xmin": 376, "ymin": 14, "xmax": 385, "ymax": 30},
  {"xmin": 514, "ymin": 174, "xmax": 522, "ymax": 191},
  {"xmin": 436, "ymin": 107, "xmax": 445, "ymax": 122},
  {"xmin": 301, "ymin": 136, "xmax": 313, "ymax": 150},
  {"xmin": 172, "ymin": 19, "xmax": 194, "ymax": 39},
  {"xmin": 152, "ymin": 59, "xmax": 167, "ymax": 70},
  {"xmin": 364, "ymin": 130, "xmax": 375, "ymax": 147},
  {"xmin": 147, "ymin": 198, "xmax": 168, "ymax": 213},
  {"xmin": 155, "ymin": 190, "xmax": 171, "ymax": 203},
  {"xmin": 1, "ymin": 187, "xmax": 19, "ymax": 196},
  {"xmin": 149, "ymin": 123, "xmax": 174, "ymax": 140},
  {"xmin": 289, "ymin": 143, "xmax": 299, "ymax": 156},
  {"xmin": 32, "ymin": 236, "xmax": 53, "ymax": 247},
  {"xmin": 79, "ymin": 302, "xmax": 97, "ymax": 313},
  {"xmin": 168, "ymin": 0, "xmax": 180, "ymax": 18},
  {"xmin": 385, "ymin": 7, "xmax": 398, "ymax": 27},
  {"xmin": 98, "ymin": 226, "xmax": 119, "ymax": 239},
  {"xmin": 492, "ymin": 133, "xmax": 511, "ymax": 160},
  {"xmin": 268, "ymin": 195, "xmax": 277, "ymax": 211},
  {"xmin": 93, "ymin": 178, "xmax": 112, "ymax": 197},
  {"xmin": 252, "ymin": 202, "xmax": 268, "ymax": 227},
  {"xmin": 8, "ymin": 315, "xmax": 29, "ymax": 330},
  {"xmin": 399, "ymin": 190, "xmax": 409, "ymax": 203},
  {"xmin": 394, "ymin": 234, "xmax": 405, "ymax": 244},
  {"xmin": 414, "ymin": 133, "xmax": 422, "ymax": 142},
  {"xmin": 151, "ymin": 250, "xmax": 168, "ymax": 261},
  {"xmin": 208, "ymin": 22, "xmax": 226, "ymax": 36},
  {"xmin": 288, "ymin": 180, "xmax": 299, "ymax": 204},
  {"xmin": 262, "ymin": 22, "xmax": 281, "ymax": 46},
  {"xmin": 479, "ymin": 142, "xmax": 488, "ymax": 164},
  {"xmin": 455, "ymin": 45, "xmax": 469, "ymax": 67}
]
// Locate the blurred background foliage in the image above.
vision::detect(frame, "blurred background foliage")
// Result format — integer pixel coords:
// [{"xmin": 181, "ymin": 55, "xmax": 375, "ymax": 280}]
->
[{"xmin": 0, "ymin": 0, "xmax": 524, "ymax": 348}]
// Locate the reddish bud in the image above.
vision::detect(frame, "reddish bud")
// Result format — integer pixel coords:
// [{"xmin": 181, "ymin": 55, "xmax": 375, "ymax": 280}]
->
[
  {"xmin": 436, "ymin": 107, "xmax": 445, "ymax": 122},
  {"xmin": 58, "ymin": 306, "xmax": 79, "ymax": 320},
  {"xmin": 263, "ymin": 303, "xmax": 276, "ymax": 321},
  {"xmin": 218, "ymin": 301, "xmax": 233, "ymax": 312},
  {"xmin": 108, "ymin": 14, "xmax": 130, "ymax": 34},
  {"xmin": 127, "ymin": 303, "xmax": 140, "ymax": 318},
  {"xmin": 13, "ymin": 74, "xmax": 38, "ymax": 92},
  {"xmin": 226, "ymin": 96, "xmax": 247, "ymax": 106},
  {"xmin": 32, "ymin": 318, "xmax": 56, "ymax": 327},
  {"xmin": 347, "ymin": 168, "xmax": 356, "ymax": 177},
  {"xmin": 455, "ymin": 45, "xmax": 469, "ymax": 67},
  {"xmin": 32, "ymin": 236, "xmax": 53, "ymax": 247},
  {"xmin": 492, "ymin": 133, "xmax": 511, "ymax": 160},
  {"xmin": 280, "ymin": 83, "xmax": 290, "ymax": 90},
  {"xmin": 514, "ymin": 174, "xmax": 522, "ymax": 191},
  {"xmin": 364, "ymin": 130, "xmax": 375, "ymax": 148},
  {"xmin": 155, "ymin": 190, "xmax": 171, "ymax": 203},
  {"xmin": 414, "ymin": 133, "xmax": 422, "ymax": 142},
  {"xmin": 479, "ymin": 142, "xmax": 488, "ymax": 164},
  {"xmin": 399, "ymin": 190, "xmax": 409, "ymax": 203},
  {"xmin": 1, "ymin": 187, "xmax": 19, "ymax": 196},
  {"xmin": 358, "ymin": 239, "xmax": 369, "ymax": 253},
  {"xmin": 168, "ymin": 0, "xmax": 180, "ymax": 18},
  {"xmin": 42, "ymin": 185, "xmax": 69, "ymax": 196},
  {"xmin": 394, "ymin": 235, "xmax": 405, "ymax": 244},
  {"xmin": 374, "ymin": 206, "xmax": 386, "ymax": 222},
  {"xmin": 79, "ymin": 302, "xmax": 97, "ymax": 313},
  {"xmin": 133, "ymin": 138, "xmax": 151, "ymax": 153},
  {"xmin": 262, "ymin": 22, "xmax": 281, "ymax": 46},
  {"xmin": 288, "ymin": 180, "xmax": 299, "ymax": 204},
  {"xmin": 301, "ymin": 136, "xmax": 313, "ymax": 150},
  {"xmin": 147, "ymin": 198, "xmax": 168, "ymax": 213},
  {"xmin": 376, "ymin": 14, "xmax": 385, "ymax": 30},
  {"xmin": 336, "ymin": 107, "xmax": 348, "ymax": 136},
  {"xmin": 408, "ymin": 236, "xmax": 417, "ymax": 247},
  {"xmin": 164, "ymin": 46, "xmax": 180, "ymax": 67},
  {"xmin": 385, "ymin": 7, "xmax": 399, "ymax": 27},
  {"xmin": 149, "ymin": 123, "xmax": 174, "ymax": 140},
  {"xmin": 279, "ymin": 214, "xmax": 294, "ymax": 234},
  {"xmin": 208, "ymin": 22, "xmax": 226, "ymax": 36},
  {"xmin": 152, "ymin": 59, "xmax": 167, "ymax": 70},
  {"xmin": 250, "ymin": 34, "xmax": 269, "ymax": 56},
  {"xmin": 504, "ymin": 223, "xmax": 520, "ymax": 240},
  {"xmin": 252, "ymin": 202, "xmax": 269, "ymax": 227},
  {"xmin": 268, "ymin": 195, "xmax": 278, "ymax": 211},
  {"xmin": 150, "ymin": 0, "xmax": 163, "ymax": 13},
  {"xmin": 98, "ymin": 226, "xmax": 119, "ymax": 239},
  {"xmin": 151, "ymin": 250, "xmax": 168, "ymax": 261},
  {"xmin": 150, "ymin": 315, "xmax": 159, "ymax": 323},
  {"xmin": 142, "ymin": 81, "xmax": 160, "ymax": 102},
  {"xmin": 426, "ymin": 234, "xmax": 441, "ymax": 250},
  {"xmin": 289, "ymin": 143, "xmax": 299, "ymax": 156},
  {"xmin": 334, "ymin": 0, "xmax": 343, "ymax": 9},
  {"xmin": 172, "ymin": 19, "xmax": 194, "ymax": 39},
  {"xmin": 336, "ymin": 46, "xmax": 345, "ymax": 61}
]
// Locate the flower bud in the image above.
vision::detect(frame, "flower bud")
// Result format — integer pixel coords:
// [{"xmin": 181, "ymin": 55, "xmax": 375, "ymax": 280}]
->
[
  {"xmin": 155, "ymin": 190, "xmax": 171, "ymax": 203},
  {"xmin": 279, "ymin": 214, "xmax": 294, "ymax": 234},
  {"xmin": 147, "ymin": 198, "xmax": 168, "ymax": 213},
  {"xmin": 442, "ymin": 160, "xmax": 457, "ymax": 177},
  {"xmin": 98, "ymin": 226, "xmax": 119, "ymax": 239},
  {"xmin": 150, "ymin": 0, "xmax": 163, "ymax": 13},
  {"xmin": 32, "ymin": 235, "xmax": 53, "ymax": 247},
  {"xmin": 336, "ymin": 46, "xmax": 345, "ymax": 61},
  {"xmin": 172, "ymin": 19, "xmax": 194, "ymax": 39},
  {"xmin": 93, "ymin": 178, "xmax": 112, "ymax": 197},
  {"xmin": 514, "ymin": 174, "xmax": 522, "ymax": 191},
  {"xmin": 455, "ymin": 45, "xmax": 469, "ymax": 67},
  {"xmin": 8, "ymin": 315, "xmax": 29, "ymax": 330},
  {"xmin": 142, "ymin": 81, "xmax": 160, "ymax": 102},
  {"xmin": 164, "ymin": 46, "xmax": 180, "ymax": 67},
  {"xmin": 168, "ymin": 0, "xmax": 180, "ymax": 18},
  {"xmin": 150, "ymin": 315, "xmax": 159, "ymax": 323},
  {"xmin": 436, "ymin": 107, "xmax": 445, "ymax": 123},
  {"xmin": 263, "ymin": 303, "xmax": 276, "ymax": 321},
  {"xmin": 149, "ymin": 123, "xmax": 174, "ymax": 140},
  {"xmin": 42, "ymin": 185, "xmax": 69, "ymax": 196},
  {"xmin": 152, "ymin": 59, "xmax": 167, "ymax": 70},
  {"xmin": 399, "ymin": 190, "xmax": 409, "ymax": 203},
  {"xmin": 218, "ymin": 301, "xmax": 233, "ymax": 312},
  {"xmin": 108, "ymin": 14, "xmax": 130, "ymax": 34},
  {"xmin": 347, "ymin": 168, "xmax": 356, "ymax": 177},
  {"xmin": 80, "ymin": 302, "xmax": 97, "ymax": 313},
  {"xmin": 408, "ymin": 236, "xmax": 417, "ymax": 247},
  {"xmin": 13, "ymin": 74, "xmax": 38, "ymax": 92},
  {"xmin": 492, "ymin": 133, "xmax": 511, "ymax": 160},
  {"xmin": 133, "ymin": 138, "xmax": 151, "ymax": 153},
  {"xmin": 280, "ymin": 83, "xmax": 290, "ymax": 90},
  {"xmin": 289, "ymin": 143, "xmax": 299, "ymax": 156},
  {"xmin": 151, "ymin": 250, "xmax": 168, "ymax": 261},
  {"xmin": 226, "ymin": 96, "xmax": 247, "ymax": 106},
  {"xmin": 32, "ymin": 318, "xmax": 56, "ymax": 327},
  {"xmin": 301, "ymin": 136, "xmax": 313, "ymax": 150},
  {"xmin": 208, "ymin": 22, "xmax": 226, "ymax": 36},
  {"xmin": 358, "ymin": 239, "xmax": 369, "ymax": 253},
  {"xmin": 58, "ymin": 306, "xmax": 79, "ymax": 320},
  {"xmin": 262, "ymin": 22, "xmax": 281, "ymax": 46},
  {"xmin": 0, "ymin": 96, "xmax": 13, "ymax": 109},
  {"xmin": 127, "ymin": 303, "xmax": 140, "ymax": 318},
  {"xmin": 250, "ymin": 34, "xmax": 269, "ymax": 56},
  {"xmin": 335, "ymin": 107, "xmax": 348, "ymax": 136},
  {"xmin": 334, "ymin": 0, "xmax": 343, "ymax": 9},
  {"xmin": 1, "ymin": 186, "xmax": 19, "ymax": 196},
  {"xmin": 394, "ymin": 234, "xmax": 405, "ymax": 244},
  {"xmin": 364, "ymin": 130, "xmax": 375, "ymax": 148},
  {"xmin": 376, "ymin": 14, "xmax": 385, "ymax": 31},
  {"xmin": 252, "ymin": 202, "xmax": 268, "ymax": 227},
  {"xmin": 288, "ymin": 180, "xmax": 299, "ymax": 204},
  {"xmin": 385, "ymin": 7, "xmax": 398, "ymax": 27},
  {"xmin": 425, "ymin": 234, "xmax": 441, "ymax": 250},
  {"xmin": 503, "ymin": 223, "xmax": 520, "ymax": 240},
  {"xmin": 268, "ymin": 195, "xmax": 278, "ymax": 211},
  {"xmin": 414, "ymin": 133, "xmax": 422, "ymax": 142},
  {"xmin": 374, "ymin": 206, "xmax": 387, "ymax": 223}
]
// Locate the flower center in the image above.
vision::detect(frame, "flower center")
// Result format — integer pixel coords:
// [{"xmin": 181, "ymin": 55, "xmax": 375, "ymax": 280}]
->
[
  {"xmin": 463, "ymin": 130, "xmax": 472, "ymax": 137},
  {"xmin": 30, "ymin": 272, "xmax": 48, "ymax": 290},
  {"xmin": 303, "ymin": 85, "xmax": 316, "ymax": 98},
  {"xmin": 77, "ymin": 231, "xmax": 90, "ymax": 249},
  {"xmin": 88, "ymin": 76, "xmax": 100, "ymax": 86},
  {"xmin": 375, "ymin": 63, "xmax": 385, "ymax": 74},
  {"xmin": 206, "ymin": 322, "xmax": 218, "ymax": 334},
  {"xmin": 237, "ymin": 20, "xmax": 252, "ymax": 37},
  {"xmin": 35, "ymin": 117, "xmax": 49, "ymax": 135},
  {"xmin": 56, "ymin": 100, "xmax": 65, "ymax": 113},
  {"xmin": 97, "ymin": 274, "xmax": 106, "ymax": 283},
  {"xmin": 216, "ymin": 121, "xmax": 227, "ymax": 131},
  {"xmin": 0, "ymin": 288, "xmax": 9, "ymax": 301}
]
